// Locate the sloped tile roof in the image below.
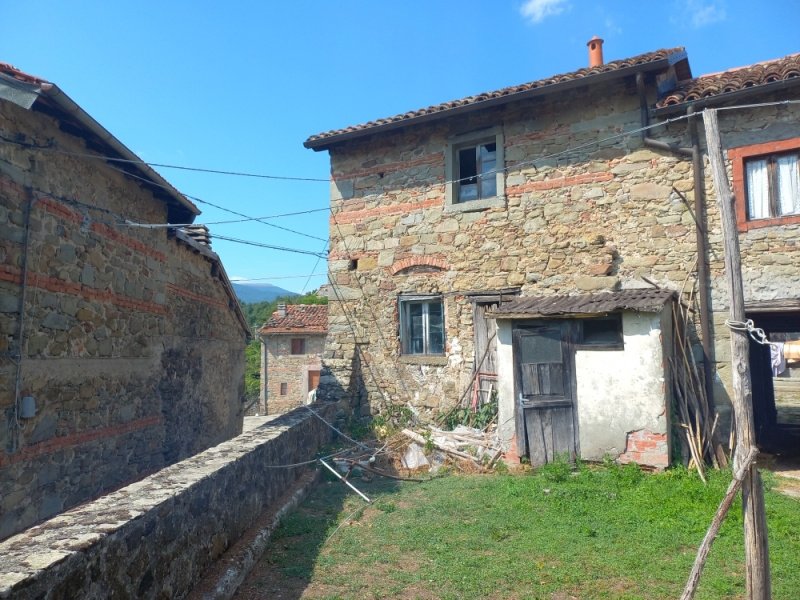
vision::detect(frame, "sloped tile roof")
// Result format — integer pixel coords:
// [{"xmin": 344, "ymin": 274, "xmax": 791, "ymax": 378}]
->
[
  {"xmin": 490, "ymin": 288, "xmax": 675, "ymax": 319},
  {"xmin": 258, "ymin": 304, "xmax": 328, "ymax": 334},
  {"xmin": 305, "ymin": 48, "xmax": 687, "ymax": 149},
  {"xmin": 656, "ymin": 53, "xmax": 800, "ymax": 110}
]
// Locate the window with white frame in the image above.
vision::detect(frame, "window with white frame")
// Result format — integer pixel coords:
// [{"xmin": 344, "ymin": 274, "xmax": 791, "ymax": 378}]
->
[
  {"xmin": 745, "ymin": 151, "xmax": 800, "ymax": 220},
  {"xmin": 399, "ymin": 296, "xmax": 445, "ymax": 355},
  {"xmin": 445, "ymin": 128, "xmax": 505, "ymax": 212}
]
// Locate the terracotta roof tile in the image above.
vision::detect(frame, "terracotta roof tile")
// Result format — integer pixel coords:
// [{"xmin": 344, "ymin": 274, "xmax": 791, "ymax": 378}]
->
[
  {"xmin": 656, "ymin": 53, "xmax": 800, "ymax": 109},
  {"xmin": 306, "ymin": 48, "xmax": 686, "ymax": 148},
  {"xmin": 258, "ymin": 304, "xmax": 328, "ymax": 335},
  {"xmin": 0, "ymin": 62, "xmax": 49, "ymax": 86}
]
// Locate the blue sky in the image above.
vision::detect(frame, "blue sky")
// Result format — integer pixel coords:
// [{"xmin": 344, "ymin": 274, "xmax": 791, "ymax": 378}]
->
[{"xmin": 3, "ymin": 1, "xmax": 798, "ymax": 294}]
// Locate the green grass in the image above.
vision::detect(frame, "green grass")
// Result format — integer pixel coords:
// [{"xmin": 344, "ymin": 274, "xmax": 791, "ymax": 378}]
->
[{"xmin": 249, "ymin": 464, "xmax": 800, "ymax": 599}]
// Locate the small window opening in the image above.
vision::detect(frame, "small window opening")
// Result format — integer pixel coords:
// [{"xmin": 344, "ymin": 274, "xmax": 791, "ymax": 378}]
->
[
  {"xmin": 291, "ymin": 338, "xmax": 306, "ymax": 355},
  {"xmin": 280, "ymin": 382, "xmax": 288, "ymax": 395},
  {"xmin": 348, "ymin": 259, "xmax": 358, "ymax": 271},
  {"xmin": 580, "ymin": 315, "xmax": 623, "ymax": 348}
]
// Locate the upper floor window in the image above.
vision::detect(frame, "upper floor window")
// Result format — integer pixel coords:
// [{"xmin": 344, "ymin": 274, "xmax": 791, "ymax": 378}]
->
[
  {"xmin": 291, "ymin": 338, "xmax": 305, "ymax": 355},
  {"xmin": 445, "ymin": 128, "xmax": 505, "ymax": 213},
  {"xmin": 399, "ymin": 296, "xmax": 445, "ymax": 355},
  {"xmin": 745, "ymin": 152, "xmax": 800, "ymax": 220},
  {"xmin": 730, "ymin": 137, "xmax": 800, "ymax": 231}
]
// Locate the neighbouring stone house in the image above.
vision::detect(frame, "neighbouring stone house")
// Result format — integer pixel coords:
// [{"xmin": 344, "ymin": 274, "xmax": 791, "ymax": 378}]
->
[
  {"xmin": 0, "ymin": 62, "xmax": 250, "ymax": 539},
  {"xmin": 305, "ymin": 39, "xmax": 800, "ymax": 468},
  {"xmin": 257, "ymin": 304, "xmax": 327, "ymax": 415}
]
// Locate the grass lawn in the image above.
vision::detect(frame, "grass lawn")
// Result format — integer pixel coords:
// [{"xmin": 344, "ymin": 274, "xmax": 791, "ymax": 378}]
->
[{"xmin": 234, "ymin": 463, "xmax": 800, "ymax": 599}]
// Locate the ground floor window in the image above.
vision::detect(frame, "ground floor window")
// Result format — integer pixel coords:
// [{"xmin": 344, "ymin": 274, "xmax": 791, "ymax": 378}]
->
[{"xmin": 399, "ymin": 296, "xmax": 445, "ymax": 355}]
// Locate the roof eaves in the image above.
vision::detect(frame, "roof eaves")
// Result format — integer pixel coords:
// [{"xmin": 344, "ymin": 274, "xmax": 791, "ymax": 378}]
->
[
  {"xmin": 652, "ymin": 77, "xmax": 800, "ymax": 117},
  {"xmin": 304, "ymin": 50, "xmax": 687, "ymax": 151},
  {"xmin": 0, "ymin": 63, "xmax": 199, "ymax": 222}
]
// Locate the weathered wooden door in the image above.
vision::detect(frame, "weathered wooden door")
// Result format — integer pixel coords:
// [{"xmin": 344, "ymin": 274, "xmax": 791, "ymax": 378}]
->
[
  {"xmin": 513, "ymin": 322, "xmax": 577, "ymax": 466},
  {"xmin": 308, "ymin": 370, "xmax": 320, "ymax": 391}
]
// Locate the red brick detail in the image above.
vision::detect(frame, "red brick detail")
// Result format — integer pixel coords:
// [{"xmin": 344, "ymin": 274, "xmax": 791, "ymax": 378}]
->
[
  {"xmin": 505, "ymin": 124, "xmax": 570, "ymax": 146},
  {"xmin": 506, "ymin": 172, "xmax": 614, "ymax": 195},
  {"xmin": 36, "ymin": 196, "xmax": 168, "ymax": 262},
  {"xmin": 0, "ymin": 415, "xmax": 164, "ymax": 468},
  {"xmin": 0, "ymin": 265, "xmax": 168, "ymax": 315},
  {"xmin": 331, "ymin": 197, "xmax": 444, "ymax": 225},
  {"xmin": 166, "ymin": 283, "xmax": 228, "ymax": 311},
  {"xmin": 618, "ymin": 430, "xmax": 669, "ymax": 469},
  {"xmin": 333, "ymin": 152, "xmax": 443, "ymax": 181},
  {"xmin": 38, "ymin": 196, "xmax": 83, "ymax": 224},
  {"xmin": 390, "ymin": 255, "xmax": 449, "ymax": 275},
  {"xmin": 90, "ymin": 222, "xmax": 167, "ymax": 262},
  {"xmin": 728, "ymin": 136, "xmax": 800, "ymax": 232},
  {"xmin": 327, "ymin": 250, "xmax": 378, "ymax": 261}
]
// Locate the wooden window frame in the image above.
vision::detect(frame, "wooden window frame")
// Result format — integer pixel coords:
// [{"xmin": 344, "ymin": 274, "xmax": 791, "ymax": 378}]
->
[
  {"xmin": 279, "ymin": 382, "xmax": 288, "ymax": 395},
  {"xmin": 444, "ymin": 128, "xmax": 505, "ymax": 213},
  {"xmin": 729, "ymin": 137, "xmax": 800, "ymax": 232},
  {"xmin": 399, "ymin": 295, "xmax": 445, "ymax": 356},
  {"xmin": 290, "ymin": 338, "xmax": 306, "ymax": 355}
]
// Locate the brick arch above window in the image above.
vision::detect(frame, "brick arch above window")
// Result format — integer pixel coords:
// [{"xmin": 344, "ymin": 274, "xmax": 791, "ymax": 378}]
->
[{"xmin": 390, "ymin": 256, "xmax": 450, "ymax": 276}]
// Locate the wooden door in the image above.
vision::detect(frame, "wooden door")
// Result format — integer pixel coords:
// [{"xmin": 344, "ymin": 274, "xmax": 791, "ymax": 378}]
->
[
  {"xmin": 308, "ymin": 370, "xmax": 320, "ymax": 391},
  {"xmin": 513, "ymin": 322, "xmax": 577, "ymax": 466}
]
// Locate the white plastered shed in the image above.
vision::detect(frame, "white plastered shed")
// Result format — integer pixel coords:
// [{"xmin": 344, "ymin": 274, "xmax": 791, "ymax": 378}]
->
[{"xmin": 490, "ymin": 288, "xmax": 675, "ymax": 469}]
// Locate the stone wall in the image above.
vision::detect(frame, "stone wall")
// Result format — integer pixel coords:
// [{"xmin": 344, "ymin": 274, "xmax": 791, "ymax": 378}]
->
[
  {"xmin": 318, "ymin": 76, "xmax": 800, "ymax": 437},
  {"xmin": 263, "ymin": 334, "xmax": 325, "ymax": 415},
  {"xmin": 0, "ymin": 98, "xmax": 247, "ymax": 540},
  {"xmin": 0, "ymin": 404, "xmax": 337, "ymax": 599}
]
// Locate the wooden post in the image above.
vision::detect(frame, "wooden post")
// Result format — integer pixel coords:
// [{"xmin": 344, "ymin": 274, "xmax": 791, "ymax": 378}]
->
[{"xmin": 702, "ymin": 108, "xmax": 771, "ymax": 599}]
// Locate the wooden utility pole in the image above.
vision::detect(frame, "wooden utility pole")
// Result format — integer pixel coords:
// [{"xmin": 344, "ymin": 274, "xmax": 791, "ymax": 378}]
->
[{"xmin": 702, "ymin": 108, "xmax": 771, "ymax": 599}]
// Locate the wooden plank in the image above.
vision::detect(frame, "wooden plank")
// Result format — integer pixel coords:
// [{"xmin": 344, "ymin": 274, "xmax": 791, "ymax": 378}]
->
[
  {"xmin": 551, "ymin": 407, "xmax": 575, "ymax": 460},
  {"xmin": 550, "ymin": 363, "xmax": 564, "ymax": 395},
  {"xmin": 524, "ymin": 409, "xmax": 548, "ymax": 466},
  {"xmin": 703, "ymin": 109, "xmax": 771, "ymax": 600},
  {"xmin": 539, "ymin": 364, "xmax": 551, "ymax": 395},
  {"xmin": 541, "ymin": 410, "xmax": 554, "ymax": 463}
]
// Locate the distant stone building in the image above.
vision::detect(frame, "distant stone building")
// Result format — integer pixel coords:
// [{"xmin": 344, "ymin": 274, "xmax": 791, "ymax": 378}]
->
[
  {"xmin": 0, "ymin": 62, "xmax": 250, "ymax": 540},
  {"xmin": 257, "ymin": 304, "xmax": 327, "ymax": 414}
]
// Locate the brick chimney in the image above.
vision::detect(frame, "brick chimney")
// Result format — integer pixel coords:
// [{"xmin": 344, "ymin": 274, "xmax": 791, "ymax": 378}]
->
[
  {"xmin": 587, "ymin": 36, "xmax": 604, "ymax": 67},
  {"xmin": 276, "ymin": 303, "xmax": 287, "ymax": 318}
]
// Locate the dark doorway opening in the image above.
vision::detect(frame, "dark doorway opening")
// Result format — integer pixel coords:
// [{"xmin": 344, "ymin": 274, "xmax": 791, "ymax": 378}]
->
[{"xmin": 747, "ymin": 310, "xmax": 800, "ymax": 457}]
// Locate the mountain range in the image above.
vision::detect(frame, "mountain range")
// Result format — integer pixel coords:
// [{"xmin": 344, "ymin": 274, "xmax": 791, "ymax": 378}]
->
[{"xmin": 232, "ymin": 282, "xmax": 298, "ymax": 304}]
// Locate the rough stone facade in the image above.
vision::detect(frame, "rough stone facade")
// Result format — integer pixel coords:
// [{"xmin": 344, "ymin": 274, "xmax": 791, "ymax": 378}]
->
[
  {"xmin": 261, "ymin": 334, "xmax": 325, "ymax": 415},
  {"xmin": 0, "ymin": 75, "xmax": 249, "ymax": 539},
  {"xmin": 257, "ymin": 305, "xmax": 328, "ymax": 415},
  {"xmin": 0, "ymin": 404, "xmax": 337, "ymax": 599},
  {"xmin": 310, "ymin": 50, "xmax": 800, "ymax": 464}
]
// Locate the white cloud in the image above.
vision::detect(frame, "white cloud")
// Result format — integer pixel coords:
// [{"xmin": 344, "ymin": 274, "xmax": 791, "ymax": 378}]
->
[
  {"xmin": 604, "ymin": 16, "xmax": 622, "ymax": 36},
  {"xmin": 520, "ymin": 0, "xmax": 569, "ymax": 24},
  {"xmin": 679, "ymin": 0, "xmax": 727, "ymax": 28}
]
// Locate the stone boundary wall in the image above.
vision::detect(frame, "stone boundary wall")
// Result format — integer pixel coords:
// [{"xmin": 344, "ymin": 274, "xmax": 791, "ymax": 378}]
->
[{"xmin": 0, "ymin": 403, "xmax": 338, "ymax": 600}]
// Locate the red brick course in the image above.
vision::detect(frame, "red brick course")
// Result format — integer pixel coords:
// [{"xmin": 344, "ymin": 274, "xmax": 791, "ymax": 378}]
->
[
  {"xmin": 506, "ymin": 172, "xmax": 614, "ymax": 195},
  {"xmin": 0, "ymin": 264, "xmax": 168, "ymax": 315},
  {"xmin": 0, "ymin": 415, "xmax": 164, "ymax": 468},
  {"xmin": 331, "ymin": 197, "xmax": 444, "ymax": 225},
  {"xmin": 390, "ymin": 255, "xmax": 449, "ymax": 275},
  {"xmin": 618, "ymin": 430, "xmax": 669, "ymax": 469}
]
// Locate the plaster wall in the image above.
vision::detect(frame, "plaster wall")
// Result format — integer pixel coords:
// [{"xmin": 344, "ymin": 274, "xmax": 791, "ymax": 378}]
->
[{"xmin": 574, "ymin": 311, "xmax": 668, "ymax": 462}]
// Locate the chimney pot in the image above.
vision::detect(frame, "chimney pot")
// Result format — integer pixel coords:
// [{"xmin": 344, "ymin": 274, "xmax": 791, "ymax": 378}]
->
[
  {"xmin": 276, "ymin": 303, "xmax": 287, "ymax": 318},
  {"xmin": 587, "ymin": 36, "xmax": 604, "ymax": 67}
]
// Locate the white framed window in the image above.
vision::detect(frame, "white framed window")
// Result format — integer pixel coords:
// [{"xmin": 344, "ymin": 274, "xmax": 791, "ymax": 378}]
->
[
  {"xmin": 399, "ymin": 296, "xmax": 445, "ymax": 355},
  {"xmin": 445, "ymin": 128, "xmax": 505, "ymax": 213},
  {"xmin": 745, "ymin": 151, "xmax": 800, "ymax": 220}
]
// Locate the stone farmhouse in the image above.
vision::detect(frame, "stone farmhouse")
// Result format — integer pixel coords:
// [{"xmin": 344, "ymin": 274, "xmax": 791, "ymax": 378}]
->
[
  {"xmin": 0, "ymin": 63, "xmax": 250, "ymax": 540},
  {"xmin": 257, "ymin": 304, "xmax": 327, "ymax": 415},
  {"xmin": 305, "ymin": 40, "xmax": 800, "ymax": 469}
]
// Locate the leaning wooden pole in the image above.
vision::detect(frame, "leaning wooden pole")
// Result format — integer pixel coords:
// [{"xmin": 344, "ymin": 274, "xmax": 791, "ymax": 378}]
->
[{"xmin": 702, "ymin": 108, "xmax": 771, "ymax": 599}]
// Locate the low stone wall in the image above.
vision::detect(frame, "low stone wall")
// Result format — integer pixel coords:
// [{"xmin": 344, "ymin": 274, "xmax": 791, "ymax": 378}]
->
[{"xmin": 0, "ymin": 403, "xmax": 338, "ymax": 600}]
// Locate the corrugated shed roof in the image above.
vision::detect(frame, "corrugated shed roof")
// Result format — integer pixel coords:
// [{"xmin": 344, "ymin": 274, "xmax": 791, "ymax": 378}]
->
[
  {"xmin": 258, "ymin": 304, "xmax": 328, "ymax": 334},
  {"xmin": 655, "ymin": 53, "xmax": 800, "ymax": 111},
  {"xmin": 305, "ymin": 48, "xmax": 688, "ymax": 149},
  {"xmin": 490, "ymin": 288, "xmax": 675, "ymax": 319}
]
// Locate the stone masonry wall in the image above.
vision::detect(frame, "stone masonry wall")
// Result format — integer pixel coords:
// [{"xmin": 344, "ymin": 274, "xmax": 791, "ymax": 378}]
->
[
  {"xmin": 0, "ymin": 403, "xmax": 337, "ymax": 599},
  {"xmin": 265, "ymin": 334, "xmax": 325, "ymax": 415},
  {"xmin": 0, "ymin": 99, "xmax": 246, "ymax": 540},
  {"xmin": 319, "ymin": 77, "xmax": 800, "ymax": 426}
]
